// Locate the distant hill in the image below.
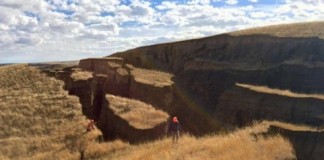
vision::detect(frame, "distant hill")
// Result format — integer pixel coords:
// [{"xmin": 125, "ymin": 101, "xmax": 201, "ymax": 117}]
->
[
  {"xmin": 0, "ymin": 63, "xmax": 14, "ymax": 67},
  {"xmin": 30, "ymin": 60, "xmax": 79, "ymax": 70},
  {"xmin": 230, "ymin": 21, "xmax": 324, "ymax": 39}
]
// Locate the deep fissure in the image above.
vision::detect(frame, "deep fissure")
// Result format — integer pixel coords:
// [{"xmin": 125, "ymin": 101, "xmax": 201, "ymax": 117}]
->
[{"xmin": 93, "ymin": 85, "xmax": 103, "ymax": 121}]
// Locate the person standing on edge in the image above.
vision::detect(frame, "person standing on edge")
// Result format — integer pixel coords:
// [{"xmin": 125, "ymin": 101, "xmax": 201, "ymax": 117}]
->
[
  {"xmin": 167, "ymin": 116, "xmax": 181, "ymax": 143},
  {"xmin": 87, "ymin": 119, "xmax": 96, "ymax": 132}
]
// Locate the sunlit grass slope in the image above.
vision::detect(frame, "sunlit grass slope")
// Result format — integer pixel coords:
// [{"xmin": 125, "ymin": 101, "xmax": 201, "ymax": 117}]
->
[
  {"xmin": 0, "ymin": 65, "xmax": 98, "ymax": 159},
  {"xmin": 131, "ymin": 67, "xmax": 174, "ymax": 87},
  {"xmin": 264, "ymin": 120, "xmax": 321, "ymax": 132},
  {"xmin": 237, "ymin": 83, "xmax": 324, "ymax": 100},
  {"xmin": 107, "ymin": 94, "xmax": 169, "ymax": 129},
  {"xmin": 231, "ymin": 21, "xmax": 324, "ymax": 39},
  {"xmin": 0, "ymin": 65, "xmax": 296, "ymax": 160},
  {"xmin": 104, "ymin": 122, "xmax": 295, "ymax": 160}
]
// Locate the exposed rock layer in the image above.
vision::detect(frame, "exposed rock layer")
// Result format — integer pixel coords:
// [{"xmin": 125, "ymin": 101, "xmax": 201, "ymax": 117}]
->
[
  {"xmin": 215, "ymin": 85, "xmax": 324, "ymax": 127},
  {"xmin": 98, "ymin": 95, "xmax": 168, "ymax": 143},
  {"xmin": 78, "ymin": 58, "xmax": 220, "ymax": 138},
  {"xmin": 268, "ymin": 125, "xmax": 324, "ymax": 160},
  {"xmin": 37, "ymin": 22, "xmax": 324, "ymax": 157},
  {"xmin": 111, "ymin": 30, "xmax": 324, "ymax": 126},
  {"xmin": 43, "ymin": 58, "xmax": 220, "ymax": 143}
]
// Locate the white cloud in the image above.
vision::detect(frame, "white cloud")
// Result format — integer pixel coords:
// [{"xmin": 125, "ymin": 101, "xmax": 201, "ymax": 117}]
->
[
  {"xmin": 0, "ymin": 0, "xmax": 324, "ymax": 63},
  {"xmin": 248, "ymin": 0, "xmax": 258, "ymax": 3},
  {"xmin": 250, "ymin": 11, "xmax": 272, "ymax": 18},
  {"xmin": 284, "ymin": 0, "xmax": 324, "ymax": 4},
  {"xmin": 188, "ymin": 0, "xmax": 211, "ymax": 5},
  {"xmin": 225, "ymin": 0, "xmax": 238, "ymax": 5},
  {"xmin": 131, "ymin": 1, "xmax": 153, "ymax": 16},
  {"xmin": 0, "ymin": 0, "xmax": 42, "ymax": 10},
  {"xmin": 157, "ymin": 1, "xmax": 178, "ymax": 10}
]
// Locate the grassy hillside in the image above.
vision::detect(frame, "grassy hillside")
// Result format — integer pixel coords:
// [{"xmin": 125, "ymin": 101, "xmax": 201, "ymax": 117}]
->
[
  {"xmin": 107, "ymin": 94, "xmax": 169, "ymax": 129},
  {"xmin": 0, "ymin": 65, "xmax": 100, "ymax": 159},
  {"xmin": 103, "ymin": 122, "xmax": 295, "ymax": 160},
  {"xmin": 237, "ymin": 83, "xmax": 324, "ymax": 100},
  {"xmin": 131, "ymin": 67, "xmax": 174, "ymax": 87},
  {"xmin": 0, "ymin": 64, "xmax": 296, "ymax": 160},
  {"xmin": 231, "ymin": 21, "xmax": 324, "ymax": 39}
]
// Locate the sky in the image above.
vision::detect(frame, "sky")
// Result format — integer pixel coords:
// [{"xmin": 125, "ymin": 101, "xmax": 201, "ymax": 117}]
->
[{"xmin": 0, "ymin": 0, "xmax": 324, "ymax": 63}]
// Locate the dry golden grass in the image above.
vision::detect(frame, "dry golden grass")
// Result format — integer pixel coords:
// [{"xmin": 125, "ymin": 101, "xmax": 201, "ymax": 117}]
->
[
  {"xmin": 0, "ymin": 65, "xmax": 296, "ymax": 160},
  {"xmin": 107, "ymin": 94, "xmax": 169, "ymax": 129},
  {"xmin": 263, "ymin": 120, "xmax": 320, "ymax": 132},
  {"xmin": 83, "ymin": 139, "xmax": 129, "ymax": 159},
  {"xmin": 231, "ymin": 21, "xmax": 324, "ymax": 39},
  {"xmin": 131, "ymin": 67, "xmax": 174, "ymax": 87},
  {"xmin": 71, "ymin": 70, "xmax": 93, "ymax": 81},
  {"xmin": 107, "ymin": 61, "xmax": 123, "ymax": 68},
  {"xmin": 104, "ymin": 122, "xmax": 295, "ymax": 160},
  {"xmin": 0, "ymin": 64, "xmax": 102, "ymax": 159},
  {"xmin": 237, "ymin": 83, "xmax": 324, "ymax": 100}
]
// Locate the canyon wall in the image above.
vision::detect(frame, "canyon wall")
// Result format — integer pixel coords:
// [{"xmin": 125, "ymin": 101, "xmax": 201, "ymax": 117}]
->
[
  {"xmin": 111, "ymin": 34, "xmax": 324, "ymax": 125},
  {"xmin": 215, "ymin": 85, "xmax": 324, "ymax": 127},
  {"xmin": 98, "ymin": 95, "xmax": 168, "ymax": 143},
  {"xmin": 30, "ymin": 22, "xmax": 324, "ymax": 158},
  {"xmin": 78, "ymin": 58, "xmax": 221, "ymax": 137},
  {"xmin": 268, "ymin": 125, "xmax": 324, "ymax": 160},
  {"xmin": 42, "ymin": 58, "xmax": 220, "ymax": 143},
  {"xmin": 112, "ymin": 34, "xmax": 324, "ymax": 74}
]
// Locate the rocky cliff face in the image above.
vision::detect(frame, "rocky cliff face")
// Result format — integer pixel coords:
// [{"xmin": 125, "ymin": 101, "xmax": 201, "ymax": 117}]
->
[
  {"xmin": 111, "ymin": 29, "xmax": 324, "ymax": 124},
  {"xmin": 113, "ymin": 34, "xmax": 324, "ymax": 73},
  {"xmin": 107, "ymin": 23, "xmax": 324, "ymax": 159},
  {"xmin": 98, "ymin": 94, "xmax": 169, "ymax": 143},
  {"xmin": 41, "ymin": 57, "xmax": 220, "ymax": 143},
  {"xmin": 215, "ymin": 84, "xmax": 324, "ymax": 127},
  {"xmin": 78, "ymin": 58, "xmax": 220, "ymax": 137},
  {"xmin": 41, "ymin": 67, "xmax": 95, "ymax": 118},
  {"xmin": 34, "ymin": 22, "xmax": 324, "ymax": 159},
  {"xmin": 79, "ymin": 57, "xmax": 130, "ymax": 97},
  {"xmin": 0, "ymin": 65, "xmax": 98, "ymax": 159},
  {"xmin": 267, "ymin": 125, "xmax": 324, "ymax": 160}
]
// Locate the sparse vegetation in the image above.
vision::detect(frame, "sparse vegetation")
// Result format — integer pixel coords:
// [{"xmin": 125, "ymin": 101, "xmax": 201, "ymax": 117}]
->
[
  {"xmin": 237, "ymin": 83, "xmax": 324, "ymax": 100},
  {"xmin": 263, "ymin": 120, "xmax": 321, "ymax": 132},
  {"xmin": 0, "ymin": 65, "xmax": 99, "ymax": 159},
  {"xmin": 0, "ymin": 65, "xmax": 296, "ymax": 160},
  {"xmin": 107, "ymin": 94, "xmax": 169, "ymax": 129},
  {"xmin": 103, "ymin": 122, "xmax": 295, "ymax": 160},
  {"xmin": 231, "ymin": 21, "xmax": 324, "ymax": 39},
  {"xmin": 131, "ymin": 67, "xmax": 174, "ymax": 87},
  {"xmin": 71, "ymin": 70, "xmax": 93, "ymax": 81}
]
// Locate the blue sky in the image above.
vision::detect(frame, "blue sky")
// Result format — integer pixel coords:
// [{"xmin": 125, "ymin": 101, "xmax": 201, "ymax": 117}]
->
[{"xmin": 0, "ymin": 0, "xmax": 324, "ymax": 63}]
